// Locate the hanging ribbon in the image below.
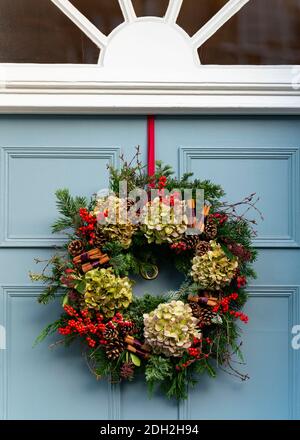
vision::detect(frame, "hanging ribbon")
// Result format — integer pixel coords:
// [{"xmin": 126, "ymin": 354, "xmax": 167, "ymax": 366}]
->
[
  {"xmin": 142, "ymin": 115, "xmax": 159, "ymax": 280},
  {"xmin": 147, "ymin": 115, "xmax": 155, "ymax": 177}
]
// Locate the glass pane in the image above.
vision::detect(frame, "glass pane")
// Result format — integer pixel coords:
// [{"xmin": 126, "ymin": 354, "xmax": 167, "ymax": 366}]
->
[
  {"xmin": 198, "ymin": 0, "xmax": 300, "ymax": 64},
  {"xmin": 132, "ymin": 0, "xmax": 169, "ymax": 17},
  {"xmin": 0, "ymin": 0, "xmax": 299, "ymax": 64},
  {"xmin": 177, "ymin": 0, "xmax": 228, "ymax": 37},
  {"xmin": 0, "ymin": 0, "xmax": 99, "ymax": 63},
  {"xmin": 71, "ymin": 0, "xmax": 124, "ymax": 36}
]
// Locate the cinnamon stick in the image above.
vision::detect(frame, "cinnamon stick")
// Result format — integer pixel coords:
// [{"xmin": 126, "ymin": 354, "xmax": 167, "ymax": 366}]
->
[
  {"xmin": 188, "ymin": 294, "xmax": 218, "ymax": 307},
  {"xmin": 127, "ymin": 344, "xmax": 151, "ymax": 360},
  {"xmin": 124, "ymin": 335, "xmax": 150, "ymax": 352},
  {"xmin": 73, "ymin": 248, "xmax": 103, "ymax": 265},
  {"xmin": 82, "ymin": 254, "xmax": 109, "ymax": 273}
]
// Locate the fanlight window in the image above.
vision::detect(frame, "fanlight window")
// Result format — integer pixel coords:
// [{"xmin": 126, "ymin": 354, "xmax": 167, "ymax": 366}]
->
[{"xmin": 0, "ymin": 0, "xmax": 299, "ymax": 65}]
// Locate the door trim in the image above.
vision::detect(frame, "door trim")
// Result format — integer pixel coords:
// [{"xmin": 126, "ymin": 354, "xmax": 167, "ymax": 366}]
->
[{"xmin": 0, "ymin": 65, "xmax": 299, "ymax": 114}]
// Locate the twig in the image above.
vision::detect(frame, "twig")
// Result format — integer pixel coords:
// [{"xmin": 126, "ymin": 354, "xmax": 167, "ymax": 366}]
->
[
  {"xmin": 83, "ymin": 351, "xmax": 102, "ymax": 380},
  {"xmin": 219, "ymin": 193, "xmax": 263, "ymax": 234},
  {"xmin": 49, "ymin": 339, "xmax": 65, "ymax": 349},
  {"xmin": 220, "ymin": 193, "xmax": 264, "ymax": 223},
  {"xmin": 219, "ymin": 363, "xmax": 249, "ymax": 381}
]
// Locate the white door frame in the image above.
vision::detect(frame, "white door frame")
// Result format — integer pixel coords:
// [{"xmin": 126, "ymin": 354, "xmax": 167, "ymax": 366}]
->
[
  {"xmin": 0, "ymin": 0, "xmax": 299, "ymax": 114},
  {"xmin": 0, "ymin": 64, "xmax": 299, "ymax": 114}
]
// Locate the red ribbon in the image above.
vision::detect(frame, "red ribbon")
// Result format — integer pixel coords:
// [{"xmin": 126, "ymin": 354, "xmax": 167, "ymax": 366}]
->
[{"xmin": 147, "ymin": 115, "xmax": 155, "ymax": 177}]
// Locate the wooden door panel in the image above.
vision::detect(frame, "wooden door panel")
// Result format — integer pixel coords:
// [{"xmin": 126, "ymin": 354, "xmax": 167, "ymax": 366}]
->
[{"xmin": 1, "ymin": 115, "xmax": 299, "ymax": 420}]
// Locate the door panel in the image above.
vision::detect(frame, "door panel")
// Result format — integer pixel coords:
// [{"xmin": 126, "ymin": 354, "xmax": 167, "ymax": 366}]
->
[{"xmin": 0, "ymin": 115, "xmax": 299, "ymax": 420}]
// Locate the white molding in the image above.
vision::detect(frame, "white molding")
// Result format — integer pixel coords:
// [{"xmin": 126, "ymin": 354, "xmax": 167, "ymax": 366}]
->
[
  {"xmin": 191, "ymin": 0, "xmax": 250, "ymax": 48},
  {"xmin": 50, "ymin": 0, "xmax": 107, "ymax": 50},
  {"xmin": 0, "ymin": 1, "xmax": 293, "ymax": 114},
  {"xmin": 179, "ymin": 146, "xmax": 300, "ymax": 248},
  {"xmin": 118, "ymin": 0, "xmax": 136, "ymax": 23},
  {"xmin": 165, "ymin": 0, "xmax": 184, "ymax": 24},
  {"xmin": 0, "ymin": 146, "xmax": 120, "ymax": 248},
  {"xmin": 0, "ymin": 64, "xmax": 299, "ymax": 114},
  {"xmin": 179, "ymin": 285, "xmax": 300, "ymax": 420}
]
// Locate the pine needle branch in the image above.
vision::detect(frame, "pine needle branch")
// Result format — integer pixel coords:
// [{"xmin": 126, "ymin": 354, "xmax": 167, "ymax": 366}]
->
[{"xmin": 52, "ymin": 188, "xmax": 87, "ymax": 233}]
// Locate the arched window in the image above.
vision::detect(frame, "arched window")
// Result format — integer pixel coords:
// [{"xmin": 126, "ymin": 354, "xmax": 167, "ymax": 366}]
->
[{"xmin": 0, "ymin": 0, "xmax": 299, "ymax": 64}]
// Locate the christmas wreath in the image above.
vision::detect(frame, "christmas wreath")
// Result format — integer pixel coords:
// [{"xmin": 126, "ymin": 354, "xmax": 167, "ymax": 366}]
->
[{"xmin": 31, "ymin": 149, "xmax": 260, "ymax": 400}]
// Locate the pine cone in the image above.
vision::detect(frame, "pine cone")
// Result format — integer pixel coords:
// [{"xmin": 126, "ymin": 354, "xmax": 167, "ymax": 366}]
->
[
  {"xmin": 198, "ymin": 307, "xmax": 217, "ymax": 327},
  {"xmin": 182, "ymin": 233, "xmax": 202, "ymax": 250},
  {"xmin": 105, "ymin": 339, "xmax": 125, "ymax": 360},
  {"xmin": 195, "ymin": 241, "xmax": 211, "ymax": 256},
  {"xmin": 189, "ymin": 302, "xmax": 202, "ymax": 318},
  {"xmin": 68, "ymin": 240, "xmax": 84, "ymax": 257},
  {"xmin": 204, "ymin": 218, "xmax": 217, "ymax": 240},
  {"xmin": 118, "ymin": 324, "xmax": 136, "ymax": 337},
  {"xmin": 94, "ymin": 226, "xmax": 106, "ymax": 249},
  {"xmin": 104, "ymin": 326, "xmax": 119, "ymax": 340},
  {"xmin": 120, "ymin": 362, "xmax": 135, "ymax": 381}
]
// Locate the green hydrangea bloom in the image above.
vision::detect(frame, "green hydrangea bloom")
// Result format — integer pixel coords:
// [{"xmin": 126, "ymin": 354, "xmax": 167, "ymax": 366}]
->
[
  {"xmin": 93, "ymin": 195, "xmax": 136, "ymax": 248},
  {"xmin": 191, "ymin": 240, "xmax": 238, "ymax": 290},
  {"xmin": 143, "ymin": 300, "xmax": 200, "ymax": 357},
  {"xmin": 84, "ymin": 267, "xmax": 132, "ymax": 318},
  {"xmin": 141, "ymin": 197, "xmax": 188, "ymax": 244}
]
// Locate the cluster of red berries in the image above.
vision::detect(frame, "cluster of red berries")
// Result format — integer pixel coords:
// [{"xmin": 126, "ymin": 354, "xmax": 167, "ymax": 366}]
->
[
  {"xmin": 230, "ymin": 310, "xmax": 249, "ymax": 323},
  {"xmin": 78, "ymin": 208, "xmax": 97, "ymax": 244},
  {"xmin": 176, "ymin": 359, "xmax": 194, "ymax": 370},
  {"xmin": 107, "ymin": 312, "xmax": 134, "ymax": 331},
  {"xmin": 210, "ymin": 212, "xmax": 228, "ymax": 225},
  {"xmin": 170, "ymin": 241, "xmax": 189, "ymax": 253},
  {"xmin": 204, "ymin": 337, "xmax": 212, "ymax": 345},
  {"xmin": 193, "ymin": 337, "xmax": 202, "ymax": 346},
  {"xmin": 188, "ymin": 347, "xmax": 201, "ymax": 357},
  {"xmin": 213, "ymin": 293, "xmax": 238, "ymax": 314},
  {"xmin": 176, "ymin": 351, "xmax": 210, "ymax": 370},
  {"xmin": 212, "ymin": 293, "xmax": 249, "ymax": 324},
  {"xmin": 176, "ymin": 337, "xmax": 214, "ymax": 370},
  {"xmin": 158, "ymin": 175, "xmax": 167, "ymax": 189},
  {"xmin": 58, "ymin": 305, "xmax": 106, "ymax": 348},
  {"xmin": 236, "ymin": 275, "xmax": 247, "ymax": 288},
  {"xmin": 86, "ymin": 337, "xmax": 96, "ymax": 348},
  {"xmin": 148, "ymin": 175, "xmax": 167, "ymax": 191}
]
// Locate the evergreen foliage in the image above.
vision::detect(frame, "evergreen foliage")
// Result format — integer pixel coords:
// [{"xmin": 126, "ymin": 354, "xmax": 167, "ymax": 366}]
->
[
  {"xmin": 145, "ymin": 356, "xmax": 173, "ymax": 395},
  {"xmin": 155, "ymin": 160, "xmax": 225, "ymax": 205},
  {"xmin": 52, "ymin": 188, "xmax": 87, "ymax": 233}
]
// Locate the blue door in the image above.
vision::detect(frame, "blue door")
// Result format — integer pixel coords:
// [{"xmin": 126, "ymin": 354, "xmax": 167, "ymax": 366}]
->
[{"xmin": 0, "ymin": 115, "xmax": 299, "ymax": 420}]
